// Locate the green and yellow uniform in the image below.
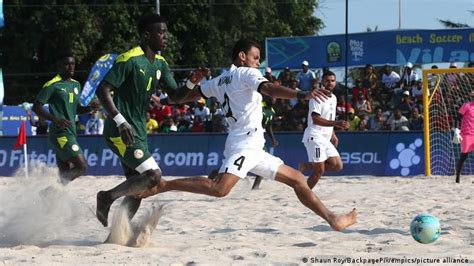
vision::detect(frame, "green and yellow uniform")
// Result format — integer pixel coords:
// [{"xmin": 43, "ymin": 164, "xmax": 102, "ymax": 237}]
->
[
  {"xmin": 103, "ymin": 46, "xmax": 177, "ymax": 169},
  {"xmin": 36, "ymin": 75, "xmax": 82, "ymax": 160}
]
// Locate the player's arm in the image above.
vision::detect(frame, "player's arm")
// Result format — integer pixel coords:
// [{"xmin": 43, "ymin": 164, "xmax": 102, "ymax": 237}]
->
[
  {"xmin": 259, "ymin": 82, "xmax": 329, "ymax": 103},
  {"xmin": 163, "ymin": 67, "xmax": 209, "ymax": 104},
  {"xmin": 96, "ymin": 80, "xmax": 135, "ymax": 146},
  {"xmin": 311, "ymin": 112, "xmax": 349, "ymax": 129},
  {"xmin": 32, "ymin": 101, "xmax": 70, "ymax": 129}
]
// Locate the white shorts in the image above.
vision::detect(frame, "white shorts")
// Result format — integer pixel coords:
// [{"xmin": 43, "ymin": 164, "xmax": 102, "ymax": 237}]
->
[
  {"xmin": 219, "ymin": 148, "xmax": 284, "ymax": 179},
  {"xmin": 303, "ymin": 137, "xmax": 339, "ymax": 163}
]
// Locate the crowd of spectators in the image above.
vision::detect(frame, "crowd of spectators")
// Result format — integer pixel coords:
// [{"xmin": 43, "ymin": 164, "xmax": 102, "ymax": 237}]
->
[{"xmin": 67, "ymin": 60, "xmax": 473, "ymax": 135}]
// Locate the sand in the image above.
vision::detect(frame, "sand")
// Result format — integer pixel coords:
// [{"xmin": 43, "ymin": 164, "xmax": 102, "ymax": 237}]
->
[{"xmin": 0, "ymin": 166, "xmax": 472, "ymax": 265}]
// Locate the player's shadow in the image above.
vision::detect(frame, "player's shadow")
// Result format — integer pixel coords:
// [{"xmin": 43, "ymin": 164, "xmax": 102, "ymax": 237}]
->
[
  {"xmin": 0, "ymin": 239, "xmax": 103, "ymax": 248},
  {"xmin": 305, "ymin": 225, "xmax": 409, "ymax": 235},
  {"xmin": 209, "ymin": 227, "xmax": 280, "ymax": 234}
]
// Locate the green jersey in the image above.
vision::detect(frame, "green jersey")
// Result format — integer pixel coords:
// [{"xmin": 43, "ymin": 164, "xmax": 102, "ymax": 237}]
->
[
  {"xmin": 36, "ymin": 75, "xmax": 81, "ymax": 136},
  {"xmin": 262, "ymin": 101, "xmax": 275, "ymax": 128},
  {"xmin": 103, "ymin": 46, "xmax": 177, "ymax": 142}
]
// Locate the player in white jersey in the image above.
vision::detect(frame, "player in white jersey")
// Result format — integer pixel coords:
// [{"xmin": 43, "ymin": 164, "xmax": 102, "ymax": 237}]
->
[
  {"xmin": 113, "ymin": 39, "xmax": 357, "ymax": 232},
  {"xmin": 299, "ymin": 71, "xmax": 349, "ymax": 189}
]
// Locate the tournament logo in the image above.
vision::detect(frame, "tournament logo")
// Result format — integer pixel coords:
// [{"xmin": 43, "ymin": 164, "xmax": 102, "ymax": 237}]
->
[
  {"xmin": 72, "ymin": 144, "xmax": 79, "ymax": 152},
  {"xmin": 134, "ymin": 149, "xmax": 144, "ymax": 159},
  {"xmin": 156, "ymin": 70, "xmax": 161, "ymax": 80},
  {"xmin": 326, "ymin": 41, "xmax": 341, "ymax": 63}
]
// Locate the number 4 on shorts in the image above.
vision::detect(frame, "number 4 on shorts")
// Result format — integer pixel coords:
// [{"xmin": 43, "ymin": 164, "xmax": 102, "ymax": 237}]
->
[{"xmin": 233, "ymin": 156, "xmax": 245, "ymax": 171}]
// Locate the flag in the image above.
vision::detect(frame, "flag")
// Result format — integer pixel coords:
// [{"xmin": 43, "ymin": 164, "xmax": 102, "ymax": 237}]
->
[
  {"xmin": 80, "ymin": 53, "xmax": 117, "ymax": 106},
  {"xmin": 14, "ymin": 121, "xmax": 26, "ymax": 149}
]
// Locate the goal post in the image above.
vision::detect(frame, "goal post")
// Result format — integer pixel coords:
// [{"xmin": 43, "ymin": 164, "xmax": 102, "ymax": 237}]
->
[{"xmin": 423, "ymin": 67, "xmax": 474, "ymax": 176}]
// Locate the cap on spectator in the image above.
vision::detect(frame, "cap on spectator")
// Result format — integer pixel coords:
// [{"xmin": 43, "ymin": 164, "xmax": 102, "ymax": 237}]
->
[
  {"xmin": 402, "ymin": 90, "xmax": 410, "ymax": 96},
  {"xmin": 302, "ymin": 60, "xmax": 309, "ymax": 66},
  {"xmin": 405, "ymin": 62, "xmax": 413, "ymax": 68},
  {"xmin": 197, "ymin": 98, "xmax": 206, "ymax": 104},
  {"xmin": 348, "ymin": 108, "xmax": 355, "ymax": 114},
  {"xmin": 449, "ymin": 62, "xmax": 458, "ymax": 68},
  {"xmin": 265, "ymin": 67, "xmax": 272, "ymax": 73}
]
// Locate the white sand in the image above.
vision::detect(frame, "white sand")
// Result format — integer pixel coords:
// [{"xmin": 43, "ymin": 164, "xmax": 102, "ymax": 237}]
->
[{"xmin": 0, "ymin": 167, "xmax": 472, "ymax": 265}]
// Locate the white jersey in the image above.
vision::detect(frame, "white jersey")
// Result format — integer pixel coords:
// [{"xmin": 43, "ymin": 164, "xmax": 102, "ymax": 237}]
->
[
  {"xmin": 302, "ymin": 93, "xmax": 337, "ymax": 141},
  {"xmin": 200, "ymin": 64, "xmax": 268, "ymax": 150}
]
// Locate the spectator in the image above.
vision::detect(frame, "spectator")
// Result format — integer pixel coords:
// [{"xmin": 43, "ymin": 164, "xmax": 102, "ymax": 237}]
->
[
  {"xmin": 194, "ymin": 97, "xmax": 211, "ymax": 131},
  {"xmin": 409, "ymin": 107, "xmax": 423, "ymax": 130},
  {"xmin": 295, "ymin": 60, "xmax": 317, "ymax": 91},
  {"xmin": 358, "ymin": 114, "xmax": 368, "ymax": 131},
  {"xmin": 355, "ymin": 93, "xmax": 372, "ymax": 119},
  {"xmin": 336, "ymin": 94, "xmax": 352, "ymax": 120},
  {"xmin": 381, "ymin": 65, "xmax": 401, "ymax": 105},
  {"xmin": 362, "ymin": 64, "xmax": 379, "ymax": 100},
  {"xmin": 288, "ymin": 79, "xmax": 299, "ymax": 107},
  {"xmin": 194, "ymin": 98, "xmax": 211, "ymax": 121},
  {"xmin": 388, "ymin": 109, "xmax": 409, "ymax": 131},
  {"xmin": 146, "ymin": 111, "xmax": 159, "ymax": 134},
  {"xmin": 347, "ymin": 108, "xmax": 360, "ymax": 131},
  {"xmin": 264, "ymin": 67, "xmax": 277, "ymax": 83},
  {"xmin": 278, "ymin": 67, "xmax": 293, "ymax": 87},
  {"xmin": 352, "ymin": 79, "xmax": 369, "ymax": 105},
  {"xmin": 368, "ymin": 106, "xmax": 386, "ymax": 131},
  {"xmin": 400, "ymin": 62, "xmax": 418, "ymax": 93},
  {"xmin": 85, "ymin": 110, "xmax": 104, "ymax": 135},
  {"xmin": 397, "ymin": 91, "xmax": 414, "ymax": 118},
  {"xmin": 191, "ymin": 115, "xmax": 205, "ymax": 132},
  {"xmin": 210, "ymin": 101, "xmax": 227, "ymax": 132},
  {"xmin": 150, "ymin": 101, "xmax": 172, "ymax": 125},
  {"xmin": 176, "ymin": 114, "xmax": 191, "ymax": 132},
  {"xmin": 160, "ymin": 116, "xmax": 177, "ymax": 133}
]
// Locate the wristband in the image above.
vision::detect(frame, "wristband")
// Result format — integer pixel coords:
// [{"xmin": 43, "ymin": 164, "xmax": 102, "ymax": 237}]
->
[
  {"xmin": 297, "ymin": 91, "xmax": 306, "ymax": 100},
  {"xmin": 113, "ymin": 113, "xmax": 127, "ymax": 127},
  {"xmin": 186, "ymin": 80, "xmax": 196, "ymax": 90}
]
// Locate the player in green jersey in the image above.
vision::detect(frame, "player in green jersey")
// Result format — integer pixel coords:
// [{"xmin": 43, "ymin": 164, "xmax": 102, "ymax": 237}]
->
[
  {"xmin": 95, "ymin": 14, "xmax": 207, "ymax": 227},
  {"xmin": 32, "ymin": 52, "xmax": 92, "ymax": 182}
]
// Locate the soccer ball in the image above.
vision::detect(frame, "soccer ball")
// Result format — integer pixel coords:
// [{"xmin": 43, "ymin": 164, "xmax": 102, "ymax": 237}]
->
[{"xmin": 410, "ymin": 213, "xmax": 441, "ymax": 244}]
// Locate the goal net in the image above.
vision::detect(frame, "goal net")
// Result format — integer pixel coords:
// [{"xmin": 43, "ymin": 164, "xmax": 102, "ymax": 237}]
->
[{"xmin": 423, "ymin": 67, "xmax": 474, "ymax": 176}]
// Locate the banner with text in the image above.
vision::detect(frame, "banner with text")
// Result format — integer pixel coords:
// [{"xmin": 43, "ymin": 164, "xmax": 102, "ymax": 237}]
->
[
  {"xmin": 266, "ymin": 28, "xmax": 474, "ymax": 69},
  {"xmin": 0, "ymin": 132, "xmax": 433, "ymax": 177}
]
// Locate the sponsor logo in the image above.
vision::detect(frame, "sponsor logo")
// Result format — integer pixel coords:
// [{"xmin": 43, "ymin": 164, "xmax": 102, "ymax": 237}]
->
[
  {"xmin": 72, "ymin": 144, "xmax": 79, "ymax": 152},
  {"xmin": 389, "ymin": 138, "xmax": 422, "ymax": 176},
  {"xmin": 134, "ymin": 149, "xmax": 144, "ymax": 159},
  {"xmin": 74, "ymin": 87, "xmax": 79, "ymax": 94},
  {"xmin": 156, "ymin": 70, "xmax": 161, "ymax": 80}
]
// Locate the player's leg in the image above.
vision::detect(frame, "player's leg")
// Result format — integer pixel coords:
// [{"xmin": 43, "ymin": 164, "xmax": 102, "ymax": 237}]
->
[
  {"xmin": 60, "ymin": 154, "xmax": 88, "ymax": 182},
  {"xmin": 251, "ymin": 151, "xmax": 356, "ymax": 231},
  {"xmin": 251, "ymin": 176, "xmax": 263, "ymax": 190},
  {"xmin": 307, "ymin": 162, "xmax": 324, "ymax": 189},
  {"xmin": 120, "ymin": 165, "xmax": 142, "ymax": 221},
  {"xmin": 274, "ymin": 164, "xmax": 357, "ymax": 231},
  {"xmin": 455, "ymin": 152, "xmax": 468, "ymax": 183},
  {"xmin": 144, "ymin": 172, "xmax": 240, "ymax": 197},
  {"xmin": 96, "ymin": 138, "xmax": 161, "ymax": 227},
  {"xmin": 324, "ymin": 156, "xmax": 343, "ymax": 172},
  {"xmin": 50, "ymin": 134, "xmax": 87, "ymax": 183}
]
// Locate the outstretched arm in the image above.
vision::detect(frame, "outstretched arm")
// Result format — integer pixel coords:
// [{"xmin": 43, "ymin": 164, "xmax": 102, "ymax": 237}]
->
[
  {"xmin": 164, "ymin": 67, "xmax": 209, "ymax": 104},
  {"xmin": 259, "ymin": 82, "xmax": 329, "ymax": 103}
]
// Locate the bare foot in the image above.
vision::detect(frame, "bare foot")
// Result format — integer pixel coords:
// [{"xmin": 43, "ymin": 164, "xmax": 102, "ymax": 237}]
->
[
  {"xmin": 329, "ymin": 208, "xmax": 357, "ymax": 231},
  {"xmin": 298, "ymin": 162, "xmax": 306, "ymax": 174},
  {"xmin": 96, "ymin": 191, "xmax": 113, "ymax": 227}
]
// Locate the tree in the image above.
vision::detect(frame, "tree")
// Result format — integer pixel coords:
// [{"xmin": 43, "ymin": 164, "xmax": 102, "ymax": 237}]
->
[{"xmin": 2, "ymin": 0, "xmax": 322, "ymax": 104}]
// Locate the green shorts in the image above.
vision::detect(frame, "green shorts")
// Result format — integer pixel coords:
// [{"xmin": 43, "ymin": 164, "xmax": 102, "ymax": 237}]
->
[
  {"xmin": 104, "ymin": 135, "xmax": 151, "ymax": 171},
  {"xmin": 48, "ymin": 133, "xmax": 83, "ymax": 161}
]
